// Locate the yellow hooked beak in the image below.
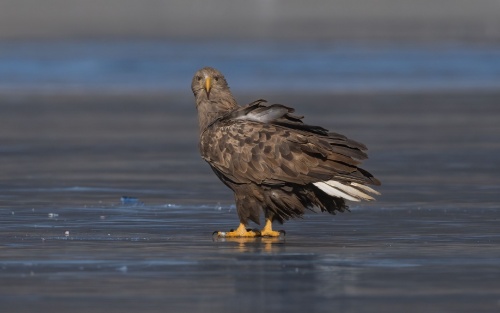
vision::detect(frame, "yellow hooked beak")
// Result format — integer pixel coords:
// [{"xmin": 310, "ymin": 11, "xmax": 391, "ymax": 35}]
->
[{"xmin": 204, "ymin": 77, "xmax": 212, "ymax": 98}]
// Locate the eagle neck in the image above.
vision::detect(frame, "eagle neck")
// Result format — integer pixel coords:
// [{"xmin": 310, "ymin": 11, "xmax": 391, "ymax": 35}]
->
[{"xmin": 197, "ymin": 95, "xmax": 238, "ymax": 134}]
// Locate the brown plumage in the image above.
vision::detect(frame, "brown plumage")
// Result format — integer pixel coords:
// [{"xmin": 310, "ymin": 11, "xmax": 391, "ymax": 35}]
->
[{"xmin": 191, "ymin": 67, "xmax": 381, "ymax": 237}]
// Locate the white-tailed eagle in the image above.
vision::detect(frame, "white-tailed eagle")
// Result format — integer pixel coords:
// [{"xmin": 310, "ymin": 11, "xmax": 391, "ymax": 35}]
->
[{"xmin": 191, "ymin": 67, "xmax": 381, "ymax": 237}]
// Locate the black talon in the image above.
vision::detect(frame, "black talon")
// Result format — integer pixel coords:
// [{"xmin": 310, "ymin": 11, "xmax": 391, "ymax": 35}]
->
[
  {"xmin": 212, "ymin": 231, "xmax": 222, "ymax": 241},
  {"xmin": 279, "ymin": 230, "xmax": 286, "ymax": 239}
]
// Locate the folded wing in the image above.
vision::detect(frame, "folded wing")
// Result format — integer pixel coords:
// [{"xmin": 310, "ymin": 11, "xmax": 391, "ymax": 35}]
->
[{"xmin": 200, "ymin": 100, "xmax": 381, "ymax": 195}]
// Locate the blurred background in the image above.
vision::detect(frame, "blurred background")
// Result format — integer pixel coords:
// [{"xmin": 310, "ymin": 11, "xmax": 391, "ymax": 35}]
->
[
  {"xmin": 1, "ymin": 0, "xmax": 500, "ymax": 40},
  {"xmin": 1, "ymin": 0, "xmax": 500, "ymax": 93}
]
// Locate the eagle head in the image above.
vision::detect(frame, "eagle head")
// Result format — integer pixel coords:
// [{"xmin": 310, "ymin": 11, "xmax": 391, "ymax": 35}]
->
[{"xmin": 191, "ymin": 67, "xmax": 229, "ymax": 100}]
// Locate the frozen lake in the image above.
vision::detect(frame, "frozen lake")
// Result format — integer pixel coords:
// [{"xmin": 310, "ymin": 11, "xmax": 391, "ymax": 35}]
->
[{"xmin": 1, "ymin": 41, "xmax": 500, "ymax": 312}]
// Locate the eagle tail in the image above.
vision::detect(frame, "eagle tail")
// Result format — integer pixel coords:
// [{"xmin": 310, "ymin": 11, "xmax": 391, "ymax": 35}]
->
[{"xmin": 313, "ymin": 180, "xmax": 381, "ymax": 202}]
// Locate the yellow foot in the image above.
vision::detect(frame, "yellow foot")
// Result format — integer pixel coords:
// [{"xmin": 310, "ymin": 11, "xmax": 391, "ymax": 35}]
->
[
  {"xmin": 213, "ymin": 223, "xmax": 260, "ymax": 238},
  {"xmin": 260, "ymin": 219, "xmax": 285, "ymax": 237},
  {"xmin": 260, "ymin": 229, "xmax": 284, "ymax": 237}
]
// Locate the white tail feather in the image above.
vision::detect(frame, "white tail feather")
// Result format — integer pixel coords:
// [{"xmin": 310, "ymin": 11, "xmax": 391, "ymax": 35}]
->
[
  {"xmin": 324, "ymin": 180, "xmax": 375, "ymax": 201},
  {"xmin": 314, "ymin": 180, "xmax": 380, "ymax": 202},
  {"xmin": 351, "ymin": 182, "xmax": 381, "ymax": 195},
  {"xmin": 313, "ymin": 182, "xmax": 360, "ymax": 202}
]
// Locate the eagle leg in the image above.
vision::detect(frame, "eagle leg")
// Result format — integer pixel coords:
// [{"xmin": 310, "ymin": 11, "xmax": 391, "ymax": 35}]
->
[
  {"xmin": 260, "ymin": 219, "xmax": 285, "ymax": 237},
  {"xmin": 214, "ymin": 223, "xmax": 261, "ymax": 238}
]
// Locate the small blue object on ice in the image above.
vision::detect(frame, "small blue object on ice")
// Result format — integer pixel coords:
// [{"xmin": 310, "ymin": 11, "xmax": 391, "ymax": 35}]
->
[{"xmin": 120, "ymin": 196, "xmax": 143, "ymax": 206}]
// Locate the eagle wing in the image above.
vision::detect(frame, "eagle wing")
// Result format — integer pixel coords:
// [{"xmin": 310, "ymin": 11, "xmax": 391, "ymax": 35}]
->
[{"xmin": 200, "ymin": 100, "xmax": 380, "ymax": 189}]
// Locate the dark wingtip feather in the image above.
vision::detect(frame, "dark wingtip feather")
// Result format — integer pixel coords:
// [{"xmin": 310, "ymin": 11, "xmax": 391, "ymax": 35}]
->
[{"xmin": 358, "ymin": 168, "xmax": 382, "ymax": 186}]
